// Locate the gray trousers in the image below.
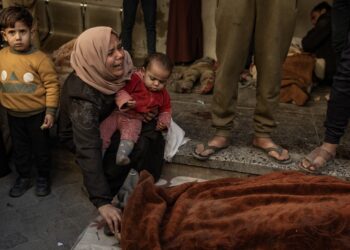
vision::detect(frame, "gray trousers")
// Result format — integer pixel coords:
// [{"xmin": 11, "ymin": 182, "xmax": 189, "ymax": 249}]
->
[{"xmin": 212, "ymin": 0, "xmax": 297, "ymax": 138}]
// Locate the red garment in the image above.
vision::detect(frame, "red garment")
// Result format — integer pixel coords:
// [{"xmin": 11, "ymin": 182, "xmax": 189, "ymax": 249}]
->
[
  {"xmin": 116, "ymin": 72, "xmax": 172, "ymax": 126},
  {"xmin": 166, "ymin": 0, "xmax": 203, "ymax": 63},
  {"xmin": 100, "ymin": 72, "xmax": 172, "ymax": 150},
  {"xmin": 100, "ymin": 111, "xmax": 142, "ymax": 149}
]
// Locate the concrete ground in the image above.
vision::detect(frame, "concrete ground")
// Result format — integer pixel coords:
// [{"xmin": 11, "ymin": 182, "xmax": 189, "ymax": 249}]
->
[{"xmin": 1, "ymin": 85, "xmax": 349, "ymax": 249}]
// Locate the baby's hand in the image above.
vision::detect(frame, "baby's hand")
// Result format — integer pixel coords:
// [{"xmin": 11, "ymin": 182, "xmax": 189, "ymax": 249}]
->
[
  {"xmin": 126, "ymin": 100, "xmax": 136, "ymax": 109},
  {"xmin": 41, "ymin": 114, "xmax": 54, "ymax": 130},
  {"xmin": 156, "ymin": 122, "xmax": 167, "ymax": 131}
]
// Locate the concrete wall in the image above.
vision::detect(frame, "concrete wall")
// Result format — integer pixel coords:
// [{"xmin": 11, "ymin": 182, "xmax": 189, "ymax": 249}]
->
[{"xmin": 132, "ymin": 0, "xmax": 332, "ymax": 59}]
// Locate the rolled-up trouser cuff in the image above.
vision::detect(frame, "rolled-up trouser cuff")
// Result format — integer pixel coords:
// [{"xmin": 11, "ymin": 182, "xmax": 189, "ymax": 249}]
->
[
  {"xmin": 254, "ymin": 132, "xmax": 271, "ymax": 138},
  {"xmin": 214, "ymin": 128, "xmax": 232, "ymax": 138}
]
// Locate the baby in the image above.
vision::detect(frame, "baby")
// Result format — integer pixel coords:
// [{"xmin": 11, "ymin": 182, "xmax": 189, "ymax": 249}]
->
[{"xmin": 100, "ymin": 52, "xmax": 173, "ymax": 165}]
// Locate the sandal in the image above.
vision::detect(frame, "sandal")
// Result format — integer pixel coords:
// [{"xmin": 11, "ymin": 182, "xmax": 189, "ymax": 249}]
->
[
  {"xmin": 253, "ymin": 145, "xmax": 292, "ymax": 165},
  {"xmin": 192, "ymin": 143, "xmax": 229, "ymax": 161},
  {"xmin": 299, "ymin": 147, "xmax": 335, "ymax": 173}
]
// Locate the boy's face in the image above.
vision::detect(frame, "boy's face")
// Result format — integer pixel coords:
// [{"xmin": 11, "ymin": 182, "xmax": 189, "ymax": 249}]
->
[
  {"xmin": 2, "ymin": 21, "xmax": 32, "ymax": 52},
  {"xmin": 143, "ymin": 61, "xmax": 170, "ymax": 92}
]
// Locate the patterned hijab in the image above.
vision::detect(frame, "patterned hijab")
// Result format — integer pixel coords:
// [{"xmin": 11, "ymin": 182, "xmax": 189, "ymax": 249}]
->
[{"xmin": 70, "ymin": 26, "xmax": 134, "ymax": 95}]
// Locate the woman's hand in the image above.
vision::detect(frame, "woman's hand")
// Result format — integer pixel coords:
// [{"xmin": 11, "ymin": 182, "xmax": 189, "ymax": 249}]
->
[
  {"xmin": 98, "ymin": 204, "xmax": 122, "ymax": 236},
  {"xmin": 143, "ymin": 110, "xmax": 157, "ymax": 123},
  {"xmin": 156, "ymin": 122, "xmax": 167, "ymax": 131}
]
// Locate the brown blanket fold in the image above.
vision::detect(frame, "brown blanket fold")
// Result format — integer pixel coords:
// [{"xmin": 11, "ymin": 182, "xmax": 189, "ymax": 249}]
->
[{"xmin": 121, "ymin": 171, "xmax": 350, "ymax": 250}]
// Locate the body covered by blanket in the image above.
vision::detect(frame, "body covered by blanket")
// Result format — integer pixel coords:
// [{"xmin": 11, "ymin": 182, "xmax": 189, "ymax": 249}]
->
[{"xmin": 121, "ymin": 171, "xmax": 350, "ymax": 250}]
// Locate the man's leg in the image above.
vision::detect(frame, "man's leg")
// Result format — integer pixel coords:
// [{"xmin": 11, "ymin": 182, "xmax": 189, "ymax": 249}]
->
[
  {"xmin": 300, "ymin": 28, "xmax": 350, "ymax": 171},
  {"xmin": 194, "ymin": 0, "xmax": 255, "ymax": 158},
  {"xmin": 252, "ymin": 0, "xmax": 297, "ymax": 162},
  {"xmin": 332, "ymin": 0, "xmax": 350, "ymax": 61},
  {"xmin": 141, "ymin": 0, "xmax": 156, "ymax": 54},
  {"xmin": 122, "ymin": 0, "xmax": 139, "ymax": 53}
]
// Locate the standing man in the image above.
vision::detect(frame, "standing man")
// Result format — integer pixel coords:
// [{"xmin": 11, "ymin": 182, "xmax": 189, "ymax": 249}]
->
[
  {"xmin": 194, "ymin": 0, "xmax": 297, "ymax": 163},
  {"xmin": 122, "ymin": 0, "xmax": 156, "ymax": 55}
]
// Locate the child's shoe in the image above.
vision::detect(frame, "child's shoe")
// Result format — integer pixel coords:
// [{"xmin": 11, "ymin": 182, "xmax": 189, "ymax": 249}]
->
[
  {"xmin": 35, "ymin": 177, "xmax": 51, "ymax": 197},
  {"xmin": 9, "ymin": 177, "xmax": 32, "ymax": 197}
]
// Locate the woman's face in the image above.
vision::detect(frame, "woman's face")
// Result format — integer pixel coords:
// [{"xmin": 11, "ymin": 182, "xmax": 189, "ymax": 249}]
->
[{"xmin": 106, "ymin": 34, "xmax": 125, "ymax": 77}]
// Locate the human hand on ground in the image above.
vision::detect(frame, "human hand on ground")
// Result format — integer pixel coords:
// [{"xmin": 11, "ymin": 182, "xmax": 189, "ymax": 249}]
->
[
  {"xmin": 41, "ymin": 114, "xmax": 54, "ymax": 129},
  {"xmin": 98, "ymin": 204, "xmax": 122, "ymax": 237}
]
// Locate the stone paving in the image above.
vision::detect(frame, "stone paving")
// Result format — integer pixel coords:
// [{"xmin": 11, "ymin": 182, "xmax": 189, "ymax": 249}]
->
[
  {"xmin": 170, "ymin": 86, "xmax": 350, "ymax": 180},
  {"xmin": 0, "ymin": 146, "xmax": 97, "ymax": 250}
]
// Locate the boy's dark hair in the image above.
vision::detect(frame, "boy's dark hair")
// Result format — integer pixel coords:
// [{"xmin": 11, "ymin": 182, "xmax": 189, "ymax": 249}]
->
[
  {"xmin": 312, "ymin": 1, "xmax": 332, "ymax": 13},
  {"xmin": 0, "ymin": 6, "xmax": 33, "ymax": 30},
  {"xmin": 144, "ymin": 52, "xmax": 174, "ymax": 73}
]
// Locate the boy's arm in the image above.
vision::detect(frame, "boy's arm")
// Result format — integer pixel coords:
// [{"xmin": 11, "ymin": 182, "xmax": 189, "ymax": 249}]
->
[{"xmin": 38, "ymin": 55, "xmax": 60, "ymax": 116}]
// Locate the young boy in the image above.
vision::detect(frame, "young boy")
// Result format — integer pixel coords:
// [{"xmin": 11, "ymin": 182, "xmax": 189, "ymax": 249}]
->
[
  {"xmin": 100, "ymin": 52, "xmax": 173, "ymax": 165},
  {"xmin": 0, "ymin": 7, "xmax": 60, "ymax": 197}
]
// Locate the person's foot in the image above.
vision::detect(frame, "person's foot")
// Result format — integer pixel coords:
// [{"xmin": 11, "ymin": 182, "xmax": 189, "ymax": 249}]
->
[
  {"xmin": 116, "ymin": 155, "xmax": 131, "ymax": 166},
  {"xmin": 35, "ymin": 177, "xmax": 51, "ymax": 197},
  {"xmin": 193, "ymin": 136, "xmax": 231, "ymax": 160},
  {"xmin": 9, "ymin": 177, "xmax": 32, "ymax": 197},
  {"xmin": 299, "ymin": 143, "xmax": 337, "ymax": 173},
  {"xmin": 252, "ymin": 137, "xmax": 291, "ymax": 163}
]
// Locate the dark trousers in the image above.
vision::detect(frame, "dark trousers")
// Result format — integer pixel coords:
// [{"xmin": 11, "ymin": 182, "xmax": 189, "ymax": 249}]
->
[
  {"xmin": 8, "ymin": 112, "xmax": 51, "ymax": 178},
  {"xmin": 324, "ymin": 2, "xmax": 350, "ymax": 144},
  {"xmin": 0, "ymin": 126, "xmax": 9, "ymax": 170},
  {"xmin": 332, "ymin": 0, "xmax": 350, "ymax": 62},
  {"xmin": 122, "ymin": 0, "xmax": 156, "ymax": 54}
]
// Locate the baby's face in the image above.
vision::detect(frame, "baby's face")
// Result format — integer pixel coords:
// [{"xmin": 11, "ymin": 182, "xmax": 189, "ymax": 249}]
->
[{"xmin": 144, "ymin": 61, "xmax": 170, "ymax": 92}]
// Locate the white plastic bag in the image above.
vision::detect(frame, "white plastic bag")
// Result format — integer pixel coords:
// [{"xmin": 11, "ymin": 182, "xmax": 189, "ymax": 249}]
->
[{"xmin": 163, "ymin": 119, "xmax": 190, "ymax": 162}]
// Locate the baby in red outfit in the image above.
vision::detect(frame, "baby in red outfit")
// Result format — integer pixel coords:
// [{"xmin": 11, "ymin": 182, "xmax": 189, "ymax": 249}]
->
[{"xmin": 100, "ymin": 53, "xmax": 173, "ymax": 165}]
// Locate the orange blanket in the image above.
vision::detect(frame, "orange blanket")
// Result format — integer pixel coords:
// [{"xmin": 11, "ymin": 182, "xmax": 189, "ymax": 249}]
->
[{"xmin": 121, "ymin": 171, "xmax": 350, "ymax": 249}]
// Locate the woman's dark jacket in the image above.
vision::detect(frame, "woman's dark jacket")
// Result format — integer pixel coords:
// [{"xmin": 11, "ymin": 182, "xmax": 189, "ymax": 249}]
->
[{"xmin": 58, "ymin": 73, "xmax": 165, "ymax": 208}]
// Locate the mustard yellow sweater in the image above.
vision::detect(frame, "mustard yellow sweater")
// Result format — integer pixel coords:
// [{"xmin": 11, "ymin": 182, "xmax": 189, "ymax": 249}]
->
[{"xmin": 0, "ymin": 47, "xmax": 59, "ymax": 117}]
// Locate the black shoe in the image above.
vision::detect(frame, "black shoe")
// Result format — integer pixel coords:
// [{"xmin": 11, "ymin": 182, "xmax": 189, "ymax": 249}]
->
[
  {"xmin": 9, "ymin": 177, "xmax": 32, "ymax": 197},
  {"xmin": 35, "ymin": 177, "xmax": 51, "ymax": 197}
]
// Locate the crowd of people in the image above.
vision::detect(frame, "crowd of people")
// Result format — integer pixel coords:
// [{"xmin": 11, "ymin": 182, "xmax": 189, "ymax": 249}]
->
[{"xmin": 0, "ymin": 0, "xmax": 349, "ymax": 240}]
